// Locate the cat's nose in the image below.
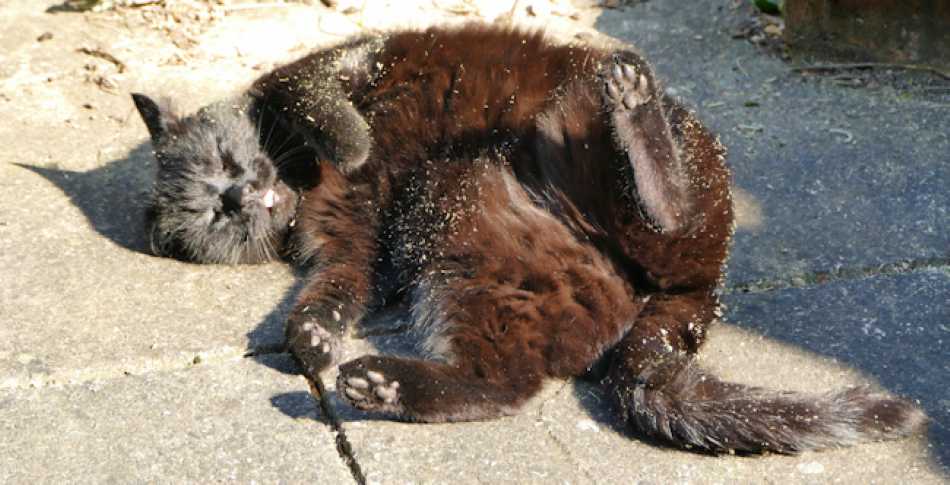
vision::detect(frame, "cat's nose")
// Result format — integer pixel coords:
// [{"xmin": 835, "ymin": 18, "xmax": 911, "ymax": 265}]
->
[{"xmin": 221, "ymin": 184, "xmax": 244, "ymax": 215}]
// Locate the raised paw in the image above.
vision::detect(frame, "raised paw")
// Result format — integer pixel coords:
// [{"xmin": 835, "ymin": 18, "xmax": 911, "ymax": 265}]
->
[
  {"xmin": 337, "ymin": 357, "xmax": 404, "ymax": 415},
  {"xmin": 603, "ymin": 61, "xmax": 653, "ymax": 112},
  {"xmin": 288, "ymin": 319, "xmax": 341, "ymax": 375}
]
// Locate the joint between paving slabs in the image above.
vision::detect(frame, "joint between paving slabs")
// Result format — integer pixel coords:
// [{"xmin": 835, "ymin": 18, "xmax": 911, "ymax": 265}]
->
[
  {"xmin": 535, "ymin": 381, "xmax": 597, "ymax": 483},
  {"xmin": 724, "ymin": 256, "xmax": 950, "ymax": 295},
  {"xmin": 302, "ymin": 370, "xmax": 368, "ymax": 485}
]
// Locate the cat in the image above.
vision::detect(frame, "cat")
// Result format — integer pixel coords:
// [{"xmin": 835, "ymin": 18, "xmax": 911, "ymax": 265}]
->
[
  {"xmin": 131, "ymin": 34, "xmax": 384, "ymax": 264},
  {"xmin": 133, "ymin": 24, "xmax": 925, "ymax": 454}
]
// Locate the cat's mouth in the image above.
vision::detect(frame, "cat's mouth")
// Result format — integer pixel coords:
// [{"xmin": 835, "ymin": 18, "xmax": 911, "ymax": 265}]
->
[{"xmin": 263, "ymin": 188, "xmax": 276, "ymax": 209}]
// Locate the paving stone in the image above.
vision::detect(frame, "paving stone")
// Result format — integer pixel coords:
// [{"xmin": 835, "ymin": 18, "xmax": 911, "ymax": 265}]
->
[
  {"xmin": 0, "ymin": 354, "xmax": 352, "ymax": 483},
  {"xmin": 339, "ymin": 384, "xmax": 583, "ymax": 484}
]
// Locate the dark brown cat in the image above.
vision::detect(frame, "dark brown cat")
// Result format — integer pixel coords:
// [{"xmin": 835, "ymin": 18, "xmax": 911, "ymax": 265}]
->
[{"xmin": 135, "ymin": 24, "xmax": 924, "ymax": 454}]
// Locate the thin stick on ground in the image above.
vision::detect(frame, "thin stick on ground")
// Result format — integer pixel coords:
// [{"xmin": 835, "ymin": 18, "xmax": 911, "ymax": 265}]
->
[{"xmin": 791, "ymin": 62, "xmax": 950, "ymax": 81}]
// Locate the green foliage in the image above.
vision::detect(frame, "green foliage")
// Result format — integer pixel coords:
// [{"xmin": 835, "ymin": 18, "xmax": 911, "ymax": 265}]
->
[{"xmin": 753, "ymin": 0, "xmax": 782, "ymax": 15}]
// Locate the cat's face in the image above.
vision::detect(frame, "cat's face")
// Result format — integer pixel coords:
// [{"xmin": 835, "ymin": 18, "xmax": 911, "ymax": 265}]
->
[{"xmin": 132, "ymin": 94, "xmax": 300, "ymax": 264}]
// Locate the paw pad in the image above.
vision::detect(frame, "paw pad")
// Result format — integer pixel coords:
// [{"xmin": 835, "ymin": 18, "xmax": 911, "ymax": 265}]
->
[
  {"xmin": 290, "ymin": 322, "xmax": 338, "ymax": 374},
  {"xmin": 604, "ymin": 61, "xmax": 651, "ymax": 110},
  {"xmin": 339, "ymin": 367, "xmax": 402, "ymax": 411}
]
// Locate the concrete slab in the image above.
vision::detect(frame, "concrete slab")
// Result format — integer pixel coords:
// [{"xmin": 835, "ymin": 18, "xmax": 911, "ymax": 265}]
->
[
  {"xmin": 595, "ymin": 2, "xmax": 950, "ymax": 283},
  {"xmin": 0, "ymin": 153, "xmax": 297, "ymax": 386},
  {"xmin": 340, "ymin": 385, "xmax": 584, "ymax": 484},
  {"xmin": 0, "ymin": 354, "xmax": 352, "ymax": 483}
]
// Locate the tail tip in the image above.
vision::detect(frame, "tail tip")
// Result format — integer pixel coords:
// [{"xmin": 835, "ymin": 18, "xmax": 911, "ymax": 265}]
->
[{"xmin": 855, "ymin": 389, "xmax": 928, "ymax": 439}]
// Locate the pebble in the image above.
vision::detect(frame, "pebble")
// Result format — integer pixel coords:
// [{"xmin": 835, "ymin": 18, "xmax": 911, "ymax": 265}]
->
[
  {"xmin": 797, "ymin": 461, "xmax": 825, "ymax": 474},
  {"xmin": 575, "ymin": 419, "xmax": 599, "ymax": 432}
]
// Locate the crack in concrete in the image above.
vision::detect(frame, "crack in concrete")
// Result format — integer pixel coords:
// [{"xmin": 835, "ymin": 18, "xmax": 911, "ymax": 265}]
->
[
  {"xmin": 0, "ymin": 346, "xmax": 249, "ymax": 392},
  {"xmin": 300, "ymin": 371, "xmax": 367, "ymax": 485},
  {"xmin": 535, "ymin": 382, "xmax": 598, "ymax": 483},
  {"xmin": 725, "ymin": 256, "xmax": 950, "ymax": 295}
]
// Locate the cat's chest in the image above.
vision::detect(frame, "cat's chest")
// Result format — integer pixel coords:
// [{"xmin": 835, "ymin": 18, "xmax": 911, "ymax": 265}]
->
[{"xmin": 360, "ymin": 64, "xmax": 562, "ymax": 152}]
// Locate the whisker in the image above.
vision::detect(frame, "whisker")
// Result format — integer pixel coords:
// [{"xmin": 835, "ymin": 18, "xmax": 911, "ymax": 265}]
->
[
  {"xmin": 269, "ymin": 120, "xmax": 304, "ymax": 161},
  {"xmin": 256, "ymin": 102, "xmax": 264, "ymax": 148},
  {"xmin": 262, "ymin": 106, "xmax": 281, "ymax": 155},
  {"xmin": 273, "ymin": 145, "xmax": 312, "ymax": 167}
]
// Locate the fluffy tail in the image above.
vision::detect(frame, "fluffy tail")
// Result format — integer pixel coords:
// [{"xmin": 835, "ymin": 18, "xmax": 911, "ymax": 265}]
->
[{"xmin": 610, "ymin": 354, "xmax": 926, "ymax": 454}]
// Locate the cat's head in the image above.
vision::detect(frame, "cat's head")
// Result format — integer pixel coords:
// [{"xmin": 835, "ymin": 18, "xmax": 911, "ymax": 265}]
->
[{"xmin": 132, "ymin": 93, "xmax": 304, "ymax": 264}]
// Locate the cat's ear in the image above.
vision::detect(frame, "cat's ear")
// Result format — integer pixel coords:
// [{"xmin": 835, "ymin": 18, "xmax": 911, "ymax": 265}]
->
[{"xmin": 131, "ymin": 93, "xmax": 180, "ymax": 143}]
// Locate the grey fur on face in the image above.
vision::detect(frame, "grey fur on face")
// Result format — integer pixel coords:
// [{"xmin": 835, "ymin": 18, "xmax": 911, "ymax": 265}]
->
[{"xmin": 133, "ymin": 94, "xmax": 300, "ymax": 264}]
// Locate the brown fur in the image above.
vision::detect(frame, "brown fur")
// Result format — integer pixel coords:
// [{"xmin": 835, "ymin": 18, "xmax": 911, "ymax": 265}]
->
[{"xmin": 251, "ymin": 24, "xmax": 923, "ymax": 452}]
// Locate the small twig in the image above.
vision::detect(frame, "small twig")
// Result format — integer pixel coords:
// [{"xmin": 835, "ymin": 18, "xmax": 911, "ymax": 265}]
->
[
  {"xmin": 122, "ymin": 0, "xmax": 164, "ymax": 7},
  {"xmin": 301, "ymin": 371, "xmax": 367, "ymax": 484},
  {"xmin": 829, "ymin": 128, "xmax": 854, "ymax": 143},
  {"xmin": 735, "ymin": 57, "xmax": 749, "ymax": 78},
  {"xmin": 77, "ymin": 47, "xmax": 126, "ymax": 73},
  {"xmin": 791, "ymin": 62, "xmax": 950, "ymax": 81}
]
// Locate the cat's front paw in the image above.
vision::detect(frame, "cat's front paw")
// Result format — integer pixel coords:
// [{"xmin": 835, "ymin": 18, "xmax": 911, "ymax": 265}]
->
[
  {"xmin": 287, "ymin": 312, "xmax": 342, "ymax": 375},
  {"xmin": 337, "ymin": 357, "xmax": 403, "ymax": 414},
  {"xmin": 603, "ymin": 60, "xmax": 653, "ymax": 113}
]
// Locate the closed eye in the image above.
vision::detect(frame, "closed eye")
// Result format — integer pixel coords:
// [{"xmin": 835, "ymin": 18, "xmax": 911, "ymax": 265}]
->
[
  {"xmin": 208, "ymin": 207, "xmax": 226, "ymax": 226},
  {"xmin": 220, "ymin": 150, "xmax": 245, "ymax": 178}
]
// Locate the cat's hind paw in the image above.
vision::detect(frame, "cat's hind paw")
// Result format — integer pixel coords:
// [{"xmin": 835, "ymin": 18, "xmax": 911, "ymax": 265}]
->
[
  {"xmin": 337, "ymin": 357, "xmax": 404, "ymax": 414},
  {"xmin": 604, "ymin": 60, "xmax": 653, "ymax": 112}
]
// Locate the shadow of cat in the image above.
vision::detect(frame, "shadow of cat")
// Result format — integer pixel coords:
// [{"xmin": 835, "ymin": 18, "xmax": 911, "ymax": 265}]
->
[
  {"xmin": 269, "ymin": 391, "xmax": 329, "ymax": 422},
  {"xmin": 15, "ymin": 145, "xmax": 318, "ymax": 377},
  {"xmin": 244, "ymin": 271, "xmax": 306, "ymax": 364},
  {"xmin": 14, "ymin": 142, "xmax": 154, "ymax": 255}
]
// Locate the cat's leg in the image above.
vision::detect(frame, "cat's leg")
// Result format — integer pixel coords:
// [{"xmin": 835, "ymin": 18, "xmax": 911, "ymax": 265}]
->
[
  {"xmin": 605, "ymin": 290, "xmax": 925, "ymax": 453},
  {"xmin": 336, "ymin": 353, "xmax": 541, "ymax": 422},
  {"xmin": 336, "ymin": 261, "xmax": 640, "ymax": 422},
  {"xmin": 602, "ymin": 53, "xmax": 691, "ymax": 233},
  {"xmin": 335, "ymin": 263, "xmax": 556, "ymax": 422},
  {"xmin": 249, "ymin": 36, "xmax": 384, "ymax": 173},
  {"xmin": 335, "ymin": 257, "xmax": 551, "ymax": 422},
  {"xmin": 286, "ymin": 164, "xmax": 380, "ymax": 375},
  {"xmin": 337, "ymin": 167, "xmax": 643, "ymax": 422},
  {"xmin": 335, "ymin": 267, "xmax": 633, "ymax": 424}
]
